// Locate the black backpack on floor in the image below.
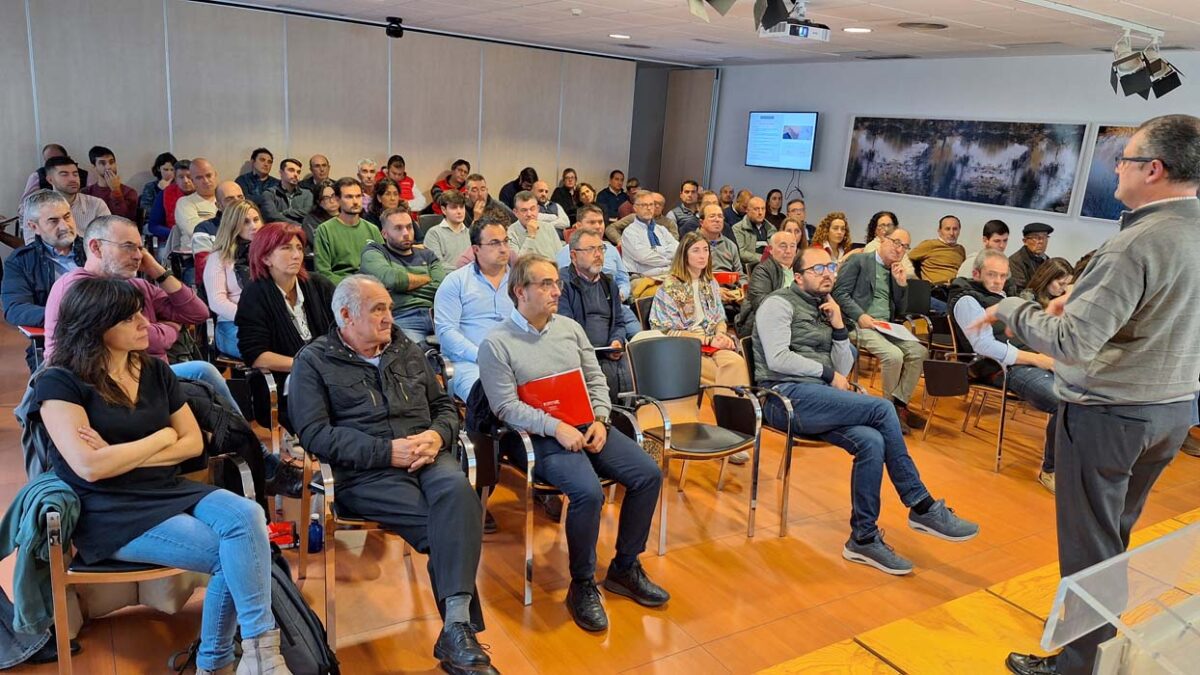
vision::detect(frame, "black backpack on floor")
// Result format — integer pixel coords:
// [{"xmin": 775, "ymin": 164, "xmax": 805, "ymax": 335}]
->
[{"xmin": 269, "ymin": 543, "xmax": 340, "ymax": 675}]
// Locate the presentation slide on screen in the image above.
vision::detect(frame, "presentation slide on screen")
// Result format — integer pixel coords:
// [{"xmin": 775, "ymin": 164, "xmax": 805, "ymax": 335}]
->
[{"xmin": 745, "ymin": 112, "xmax": 817, "ymax": 170}]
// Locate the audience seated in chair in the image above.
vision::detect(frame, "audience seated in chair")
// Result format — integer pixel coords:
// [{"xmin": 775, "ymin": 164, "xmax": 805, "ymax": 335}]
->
[
  {"xmin": 463, "ymin": 173, "xmax": 516, "ymax": 228},
  {"xmin": 140, "ymin": 152, "xmax": 177, "ymax": 220},
  {"xmin": 732, "ymin": 196, "xmax": 774, "ymax": 271},
  {"xmin": 297, "ymin": 154, "xmax": 331, "ymax": 199},
  {"xmin": 550, "ymin": 167, "xmax": 579, "ymax": 225},
  {"xmin": 558, "ymin": 228, "xmax": 635, "ymax": 403},
  {"xmin": 430, "ymin": 158, "xmax": 470, "ymax": 215},
  {"xmin": 172, "ymin": 158, "xmax": 219, "ymax": 255},
  {"xmin": 956, "ymin": 218, "xmax": 1011, "ymax": 283},
  {"xmin": 736, "ymin": 229, "xmax": 798, "ymax": 339},
  {"xmin": 498, "ymin": 167, "xmax": 537, "ymax": 209},
  {"xmin": 433, "ymin": 217, "xmax": 513, "ymax": 403},
  {"xmin": 203, "ymin": 201, "xmax": 262, "ymax": 360},
  {"xmin": 360, "ymin": 207, "xmax": 445, "ymax": 349},
  {"xmin": 785, "ymin": 198, "xmax": 814, "ymax": 242},
  {"xmin": 478, "ymin": 254, "xmax": 666, "ymax": 633},
  {"xmin": 313, "ymin": 177, "xmax": 383, "ymax": 285},
  {"xmin": 259, "ymin": 157, "xmax": 313, "ymax": 226},
  {"xmin": 616, "ymin": 177, "xmax": 640, "ymax": 219},
  {"xmin": 235, "ymin": 148, "xmax": 280, "ymax": 204},
  {"xmin": 300, "ymin": 179, "xmax": 337, "ymax": 249},
  {"xmin": 1007, "ymin": 222, "xmax": 1053, "ymax": 292},
  {"xmin": 383, "ymin": 154, "xmax": 427, "ymax": 212},
  {"xmin": 555, "ymin": 205, "xmax": 639, "ymax": 339},
  {"xmin": 2, "ymin": 190, "xmax": 85, "ymax": 371},
  {"xmin": 424, "ymin": 190, "xmax": 472, "ymax": 270},
  {"xmin": 908, "ymin": 215, "xmax": 966, "ymax": 286},
  {"xmin": 595, "ymin": 170, "xmax": 628, "ymax": 221},
  {"xmin": 146, "ymin": 159, "xmax": 193, "ymax": 242},
  {"xmin": 811, "ymin": 211, "xmax": 855, "ymax": 263},
  {"xmin": 620, "ymin": 192, "xmax": 679, "ymax": 282},
  {"xmin": 533, "ymin": 180, "xmax": 570, "ymax": 235},
  {"xmin": 755, "ymin": 246, "xmax": 980, "ymax": 576},
  {"xmin": 605, "ymin": 192, "xmax": 676, "ymax": 246},
  {"xmin": 509, "ymin": 190, "xmax": 565, "ymax": 260},
  {"xmin": 722, "ymin": 189, "xmax": 750, "ymax": 232},
  {"xmin": 666, "ymin": 180, "xmax": 700, "ymax": 236},
  {"xmin": 22, "ymin": 143, "xmax": 89, "ymax": 201},
  {"xmin": 832, "ymin": 226, "xmax": 929, "ymax": 432},
  {"xmin": 191, "ymin": 181, "xmax": 247, "ymax": 273},
  {"xmin": 81, "ymin": 146, "xmax": 139, "ymax": 221},
  {"xmin": 34, "ymin": 277, "xmax": 287, "ymax": 675},
  {"xmin": 289, "ymin": 275, "xmax": 494, "ymax": 674},
  {"xmin": 35, "ymin": 157, "xmax": 109, "ymax": 246},
  {"xmin": 949, "ymin": 250, "xmax": 1061, "ymax": 494}
]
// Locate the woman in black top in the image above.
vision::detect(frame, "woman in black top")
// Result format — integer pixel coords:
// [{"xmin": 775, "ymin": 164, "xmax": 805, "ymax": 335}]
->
[
  {"xmin": 765, "ymin": 189, "xmax": 785, "ymax": 228},
  {"xmin": 301, "ymin": 179, "xmax": 337, "ymax": 249},
  {"xmin": 551, "ymin": 167, "xmax": 580, "ymax": 224},
  {"xmin": 34, "ymin": 278, "xmax": 286, "ymax": 675}
]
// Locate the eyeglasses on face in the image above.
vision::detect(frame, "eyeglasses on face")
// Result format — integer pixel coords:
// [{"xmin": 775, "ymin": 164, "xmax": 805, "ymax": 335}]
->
[
  {"xmin": 1115, "ymin": 156, "xmax": 1163, "ymax": 168},
  {"xmin": 527, "ymin": 278, "xmax": 565, "ymax": 291},
  {"xmin": 572, "ymin": 245, "xmax": 605, "ymax": 255},
  {"xmin": 801, "ymin": 262, "xmax": 839, "ymax": 275},
  {"xmin": 98, "ymin": 239, "xmax": 145, "ymax": 255},
  {"xmin": 477, "ymin": 239, "xmax": 507, "ymax": 249},
  {"xmin": 886, "ymin": 238, "xmax": 910, "ymax": 251}
]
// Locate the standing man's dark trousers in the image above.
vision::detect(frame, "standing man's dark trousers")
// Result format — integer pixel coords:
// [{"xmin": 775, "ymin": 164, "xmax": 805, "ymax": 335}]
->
[
  {"xmin": 529, "ymin": 429, "xmax": 661, "ymax": 582},
  {"xmin": 1055, "ymin": 400, "xmax": 1192, "ymax": 675},
  {"xmin": 334, "ymin": 452, "xmax": 486, "ymax": 629}
]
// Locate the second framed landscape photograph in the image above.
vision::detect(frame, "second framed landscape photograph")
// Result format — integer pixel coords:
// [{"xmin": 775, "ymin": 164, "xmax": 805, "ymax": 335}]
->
[
  {"xmin": 844, "ymin": 116, "xmax": 1087, "ymax": 214},
  {"xmin": 1080, "ymin": 124, "xmax": 1138, "ymax": 221}
]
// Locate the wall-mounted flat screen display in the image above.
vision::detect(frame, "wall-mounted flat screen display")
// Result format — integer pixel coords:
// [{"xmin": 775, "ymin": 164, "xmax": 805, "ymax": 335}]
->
[{"xmin": 745, "ymin": 111, "xmax": 818, "ymax": 170}]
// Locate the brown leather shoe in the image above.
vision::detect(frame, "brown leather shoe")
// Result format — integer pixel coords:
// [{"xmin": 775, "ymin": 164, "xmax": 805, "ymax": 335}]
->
[{"xmin": 1182, "ymin": 426, "xmax": 1200, "ymax": 458}]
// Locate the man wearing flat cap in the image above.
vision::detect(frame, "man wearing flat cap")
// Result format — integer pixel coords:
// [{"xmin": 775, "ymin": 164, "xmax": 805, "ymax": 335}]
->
[{"xmin": 1008, "ymin": 222, "xmax": 1053, "ymax": 292}]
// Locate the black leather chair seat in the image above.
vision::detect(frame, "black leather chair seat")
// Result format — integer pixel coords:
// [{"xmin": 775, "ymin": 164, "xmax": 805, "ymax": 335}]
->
[
  {"xmin": 67, "ymin": 557, "xmax": 169, "ymax": 574},
  {"xmin": 642, "ymin": 422, "xmax": 752, "ymax": 456}
]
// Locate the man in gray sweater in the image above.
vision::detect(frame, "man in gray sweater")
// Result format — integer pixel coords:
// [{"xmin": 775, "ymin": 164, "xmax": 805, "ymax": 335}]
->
[
  {"xmin": 477, "ymin": 254, "xmax": 666, "ymax": 634},
  {"xmin": 990, "ymin": 115, "xmax": 1200, "ymax": 675},
  {"xmin": 756, "ymin": 246, "xmax": 979, "ymax": 576}
]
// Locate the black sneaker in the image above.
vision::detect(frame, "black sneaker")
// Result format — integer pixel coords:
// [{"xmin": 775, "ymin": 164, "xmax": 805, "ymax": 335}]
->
[
  {"xmin": 433, "ymin": 622, "xmax": 493, "ymax": 673},
  {"xmin": 603, "ymin": 561, "xmax": 670, "ymax": 607},
  {"xmin": 1005, "ymin": 652, "xmax": 1058, "ymax": 674},
  {"xmin": 566, "ymin": 579, "xmax": 608, "ymax": 632}
]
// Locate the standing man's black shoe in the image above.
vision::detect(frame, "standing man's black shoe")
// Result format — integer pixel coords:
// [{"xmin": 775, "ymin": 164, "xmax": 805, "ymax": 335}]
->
[
  {"xmin": 434, "ymin": 622, "xmax": 494, "ymax": 673},
  {"xmin": 483, "ymin": 510, "xmax": 498, "ymax": 534},
  {"xmin": 566, "ymin": 579, "xmax": 608, "ymax": 632},
  {"xmin": 603, "ymin": 561, "xmax": 670, "ymax": 607},
  {"xmin": 1006, "ymin": 652, "xmax": 1058, "ymax": 674}
]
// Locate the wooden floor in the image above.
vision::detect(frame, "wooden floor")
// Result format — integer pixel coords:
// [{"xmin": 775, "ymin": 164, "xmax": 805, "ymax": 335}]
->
[{"xmin": 2, "ymin": 321, "xmax": 1199, "ymax": 674}]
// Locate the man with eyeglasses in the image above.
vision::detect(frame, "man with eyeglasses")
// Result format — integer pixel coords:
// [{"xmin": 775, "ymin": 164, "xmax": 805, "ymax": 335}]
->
[
  {"xmin": 509, "ymin": 191, "xmax": 564, "ymax": 260},
  {"xmin": 988, "ymin": 114, "xmax": 1200, "ymax": 675},
  {"xmin": 1007, "ymin": 222, "xmax": 1053, "ymax": 292},
  {"xmin": 620, "ymin": 191, "xmax": 679, "ymax": 281},
  {"xmin": 736, "ymin": 229, "xmax": 799, "ymax": 338},
  {"xmin": 555, "ymin": 205, "xmax": 639, "ymax": 338},
  {"xmin": 756, "ymin": 246, "xmax": 979, "ymax": 576},
  {"xmin": 479, "ymin": 253, "xmax": 666, "ymax": 633},
  {"xmin": 557, "ymin": 229, "xmax": 634, "ymax": 402},
  {"xmin": 832, "ymin": 227, "xmax": 930, "ymax": 432}
]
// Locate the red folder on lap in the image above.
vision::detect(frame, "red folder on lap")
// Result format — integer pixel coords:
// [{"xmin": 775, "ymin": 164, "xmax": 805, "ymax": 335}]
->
[{"xmin": 517, "ymin": 368, "xmax": 595, "ymax": 427}]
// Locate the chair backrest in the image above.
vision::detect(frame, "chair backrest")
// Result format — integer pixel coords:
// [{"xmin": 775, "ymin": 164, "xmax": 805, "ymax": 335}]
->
[
  {"xmin": 627, "ymin": 336, "xmax": 702, "ymax": 401},
  {"xmin": 740, "ymin": 335, "xmax": 759, "ymax": 386},
  {"xmin": 711, "ymin": 392, "xmax": 757, "ymax": 437},
  {"xmin": 922, "ymin": 359, "xmax": 971, "ymax": 397},
  {"xmin": 417, "ymin": 214, "xmax": 441, "ymax": 244},
  {"xmin": 903, "ymin": 278, "xmax": 932, "ymax": 315},
  {"xmin": 634, "ymin": 296, "xmax": 654, "ymax": 331}
]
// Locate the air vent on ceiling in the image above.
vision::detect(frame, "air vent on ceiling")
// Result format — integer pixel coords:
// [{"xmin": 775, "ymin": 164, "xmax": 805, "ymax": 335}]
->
[
  {"xmin": 1160, "ymin": 45, "xmax": 1192, "ymax": 51},
  {"xmin": 693, "ymin": 38, "xmax": 723, "ymax": 45},
  {"xmin": 620, "ymin": 44, "xmax": 653, "ymax": 49},
  {"xmin": 898, "ymin": 22, "xmax": 947, "ymax": 31},
  {"xmin": 997, "ymin": 41, "xmax": 1067, "ymax": 48},
  {"xmin": 856, "ymin": 54, "xmax": 917, "ymax": 60}
]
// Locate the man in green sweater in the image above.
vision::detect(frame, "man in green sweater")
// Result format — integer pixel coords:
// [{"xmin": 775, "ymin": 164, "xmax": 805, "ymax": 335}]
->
[
  {"xmin": 314, "ymin": 177, "xmax": 382, "ymax": 284},
  {"xmin": 360, "ymin": 207, "xmax": 445, "ymax": 348}
]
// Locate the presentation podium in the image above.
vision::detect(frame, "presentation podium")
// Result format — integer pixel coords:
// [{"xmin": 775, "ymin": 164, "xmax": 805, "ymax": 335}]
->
[{"xmin": 1041, "ymin": 522, "xmax": 1200, "ymax": 675}]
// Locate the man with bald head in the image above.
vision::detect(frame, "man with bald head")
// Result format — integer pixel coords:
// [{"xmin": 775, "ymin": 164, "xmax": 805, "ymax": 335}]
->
[
  {"xmin": 833, "ymin": 227, "xmax": 929, "ymax": 431},
  {"xmin": 299, "ymin": 154, "xmax": 331, "ymax": 197},
  {"xmin": 733, "ymin": 195, "xmax": 774, "ymax": 269},
  {"xmin": 755, "ymin": 245, "xmax": 978, "ymax": 576},
  {"xmin": 533, "ymin": 179, "xmax": 570, "ymax": 235},
  {"xmin": 737, "ymin": 229, "xmax": 798, "ymax": 338},
  {"xmin": 191, "ymin": 181, "xmax": 245, "ymax": 257},
  {"xmin": 172, "ymin": 157, "xmax": 219, "ymax": 253}
]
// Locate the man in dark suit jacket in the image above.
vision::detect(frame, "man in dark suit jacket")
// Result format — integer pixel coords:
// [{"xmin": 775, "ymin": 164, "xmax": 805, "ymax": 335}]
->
[
  {"xmin": 832, "ymin": 228, "xmax": 928, "ymax": 431},
  {"xmin": 558, "ymin": 228, "xmax": 633, "ymax": 402}
]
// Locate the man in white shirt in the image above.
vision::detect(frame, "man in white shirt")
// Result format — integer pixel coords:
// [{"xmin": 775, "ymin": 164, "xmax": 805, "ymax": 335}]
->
[
  {"xmin": 508, "ymin": 191, "xmax": 564, "ymax": 260},
  {"xmin": 533, "ymin": 180, "xmax": 569, "ymax": 235},
  {"xmin": 620, "ymin": 191, "xmax": 678, "ymax": 277},
  {"xmin": 172, "ymin": 157, "xmax": 219, "ymax": 253},
  {"xmin": 36, "ymin": 157, "xmax": 109, "ymax": 244}
]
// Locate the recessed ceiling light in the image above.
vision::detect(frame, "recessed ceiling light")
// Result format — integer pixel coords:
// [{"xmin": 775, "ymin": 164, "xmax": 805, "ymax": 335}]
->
[
  {"xmin": 843, "ymin": 27, "xmax": 872, "ymax": 34},
  {"xmin": 609, "ymin": 33, "xmax": 631, "ymax": 40}
]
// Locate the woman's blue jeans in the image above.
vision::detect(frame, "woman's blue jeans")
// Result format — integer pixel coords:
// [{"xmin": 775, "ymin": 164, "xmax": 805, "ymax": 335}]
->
[{"xmin": 111, "ymin": 490, "xmax": 273, "ymax": 671}]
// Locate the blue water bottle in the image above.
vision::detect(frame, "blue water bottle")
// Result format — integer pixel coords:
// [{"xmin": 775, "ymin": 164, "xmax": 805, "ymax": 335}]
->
[{"xmin": 307, "ymin": 513, "xmax": 324, "ymax": 553}]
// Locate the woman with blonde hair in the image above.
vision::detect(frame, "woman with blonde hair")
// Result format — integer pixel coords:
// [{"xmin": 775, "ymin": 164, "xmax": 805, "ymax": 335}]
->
[
  {"xmin": 204, "ymin": 200, "xmax": 263, "ymax": 358},
  {"xmin": 811, "ymin": 211, "xmax": 854, "ymax": 261}
]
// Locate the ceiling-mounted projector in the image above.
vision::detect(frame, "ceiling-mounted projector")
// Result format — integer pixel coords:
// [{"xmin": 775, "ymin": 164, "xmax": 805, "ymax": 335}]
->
[{"xmin": 756, "ymin": 0, "xmax": 831, "ymax": 42}]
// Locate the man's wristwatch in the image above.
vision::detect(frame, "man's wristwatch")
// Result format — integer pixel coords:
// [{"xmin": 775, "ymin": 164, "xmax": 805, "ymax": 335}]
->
[
  {"xmin": 153, "ymin": 270, "xmax": 174, "ymax": 285},
  {"xmin": 594, "ymin": 416, "xmax": 610, "ymax": 427}
]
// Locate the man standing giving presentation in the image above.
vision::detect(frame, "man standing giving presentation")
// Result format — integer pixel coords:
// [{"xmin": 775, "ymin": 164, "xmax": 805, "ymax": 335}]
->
[{"xmin": 983, "ymin": 115, "xmax": 1200, "ymax": 675}]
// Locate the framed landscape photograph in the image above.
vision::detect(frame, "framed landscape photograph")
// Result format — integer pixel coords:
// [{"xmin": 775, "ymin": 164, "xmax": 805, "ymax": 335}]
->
[
  {"xmin": 1080, "ymin": 124, "xmax": 1138, "ymax": 221},
  {"xmin": 843, "ymin": 116, "xmax": 1087, "ymax": 213}
]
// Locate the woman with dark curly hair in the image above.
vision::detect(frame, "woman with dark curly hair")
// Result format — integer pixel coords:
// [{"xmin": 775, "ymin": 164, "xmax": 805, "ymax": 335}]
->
[{"xmin": 811, "ymin": 211, "xmax": 855, "ymax": 261}]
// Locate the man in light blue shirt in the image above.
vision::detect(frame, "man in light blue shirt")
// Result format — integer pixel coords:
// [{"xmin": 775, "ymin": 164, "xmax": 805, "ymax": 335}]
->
[
  {"xmin": 555, "ymin": 205, "xmax": 640, "ymax": 338},
  {"xmin": 433, "ymin": 216, "xmax": 514, "ymax": 402}
]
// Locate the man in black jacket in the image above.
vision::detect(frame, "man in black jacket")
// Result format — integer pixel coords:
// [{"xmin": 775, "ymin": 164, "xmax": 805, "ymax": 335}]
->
[
  {"xmin": 1, "ymin": 190, "xmax": 85, "ymax": 371},
  {"xmin": 289, "ymin": 275, "xmax": 495, "ymax": 675},
  {"xmin": 737, "ymin": 229, "xmax": 799, "ymax": 338},
  {"xmin": 558, "ymin": 228, "xmax": 633, "ymax": 402},
  {"xmin": 832, "ymin": 228, "xmax": 928, "ymax": 431}
]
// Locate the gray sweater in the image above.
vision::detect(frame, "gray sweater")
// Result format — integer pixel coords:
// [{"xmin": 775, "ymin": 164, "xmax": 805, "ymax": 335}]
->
[
  {"xmin": 477, "ymin": 312, "xmax": 611, "ymax": 436},
  {"xmin": 996, "ymin": 197, "xmax": 1200, "ymax": 405}
]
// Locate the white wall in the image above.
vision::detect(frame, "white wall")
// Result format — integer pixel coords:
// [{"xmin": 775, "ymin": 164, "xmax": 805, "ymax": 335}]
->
[
  {"xmin": 0, "ymin": 0, "xmax": 635, "ymax": 219},
  {"xmin": 710, "ymin": 51, "xmax": 1200, "ymax": 263}
]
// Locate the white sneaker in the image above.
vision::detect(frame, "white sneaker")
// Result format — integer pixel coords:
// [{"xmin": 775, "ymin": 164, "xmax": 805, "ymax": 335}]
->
[{"xmin": 728, "ymin": 450, "xmax": 750, "ymax": 465}]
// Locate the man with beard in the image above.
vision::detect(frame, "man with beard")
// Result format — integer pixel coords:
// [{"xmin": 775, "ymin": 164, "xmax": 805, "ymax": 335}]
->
[
  {"xmin": 360, "ymin": 207, "xmax": 445, "ymax": 348},
  {"xmin": 314, "ymin": 177, "xmax": 383, "ymax": 284},
  {"xmin": 37, "ymin": 156, "xmax": 109, "ymax": 245}
]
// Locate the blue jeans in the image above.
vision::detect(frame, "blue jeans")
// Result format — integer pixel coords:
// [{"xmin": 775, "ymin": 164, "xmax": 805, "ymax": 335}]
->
[
  {"xmin": 620, "ymin": 304, "xmax": 641, "ymax": 340},
  {"xmin": 764, "ymin": 381, "xmax": 931, "ymax": 542},
  {"xmin": 530, "ymin": 429, "xmax": 661, "ymax": 580},
  {"xmin": 111, "ymin": 490, "xmax": 273, "ymax": 672},
  {"xmin": 1005, "ymin": 365, "xmax": 1059, "ymax": 472},
  {"xmin": 394, "ymin": 306, "xmax": 435, "ymax": 349},
  {"xmin": 214, "ymin": 320, "xmax": 241, "ymax": 359},
  {"xmin": 170, "ymin": 360, "xmax": 238, "ymax": 412}
]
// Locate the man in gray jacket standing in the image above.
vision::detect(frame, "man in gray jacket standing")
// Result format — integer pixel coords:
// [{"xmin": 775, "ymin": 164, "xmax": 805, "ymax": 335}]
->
[{"xmin": 990, "ymin": 115, "xmax": 1200, "ymax": 675}]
